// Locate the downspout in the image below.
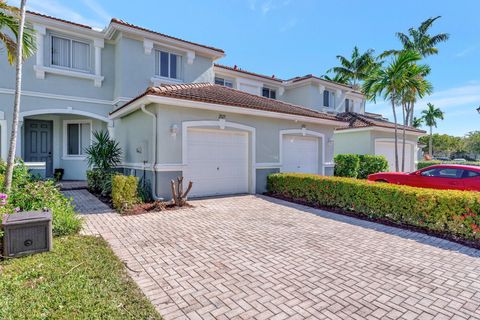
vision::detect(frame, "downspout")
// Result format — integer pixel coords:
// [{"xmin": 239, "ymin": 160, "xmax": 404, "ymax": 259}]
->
[{"xmin": 140, "ymin": 104, "xmax": 163, "ymax": 201}]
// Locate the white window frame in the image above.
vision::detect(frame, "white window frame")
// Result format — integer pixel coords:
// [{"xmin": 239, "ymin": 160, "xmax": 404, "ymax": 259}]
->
[
  {"xmin": 262, "ymin": 87, "xmax": 276, "ymax": 99},
  {"xmin": 50, "ymin": 34, "xmax": 91, "ymax": 73},
  {"xmin": 62, "ymin": 119, "xmax": 92, "ymax": 160},
  {"xmin": 215, "ymin": 76, "xmax": 234, "ymax": 88},
  {"xmin": 154, "ymin": 49, "xmax": 183, "ymax": 81}
]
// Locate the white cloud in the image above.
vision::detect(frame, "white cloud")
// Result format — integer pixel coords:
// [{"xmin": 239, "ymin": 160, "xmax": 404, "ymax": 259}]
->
[
  {"xmin": 280, "ymin": 18, "xmax": 297, "ymax": 32},
  {"xmin": 455, "ymin": 45, "xmax": 478, "ymax": 58},
  {"xmin": 9, "ymin": 0, "xmax": 109, "ymax": 28},
  {"xmin": 248, "ymin": 0, "xmax": 292, "ymax": 15},
  {"xmin": 82, "ymin": 0, "xmax": 111, "ymax": 23}
]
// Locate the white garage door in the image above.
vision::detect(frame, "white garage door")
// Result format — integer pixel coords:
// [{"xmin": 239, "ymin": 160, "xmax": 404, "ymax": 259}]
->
[
  {"xmin": 375, "ymin": 141, "xmax": 413, "ymax": 172},
  {"xmin": 281, "ymin": 135, "xmax": 319, "ymax": 174},
  {"xmin": 184, "ymin": 128, "xmax": 249, "ymax": 197}
]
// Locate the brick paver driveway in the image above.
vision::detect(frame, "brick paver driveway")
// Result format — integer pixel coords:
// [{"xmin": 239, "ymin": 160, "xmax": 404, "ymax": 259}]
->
[{"xmin": 82, "ymin": 195, "xmax": 480, "ymax": 320}]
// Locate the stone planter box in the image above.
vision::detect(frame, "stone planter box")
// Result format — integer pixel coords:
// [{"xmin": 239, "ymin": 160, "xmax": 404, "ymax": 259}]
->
[{"xmin": 2, "ymin": 210, "xmax": 52, "ymax": 258}]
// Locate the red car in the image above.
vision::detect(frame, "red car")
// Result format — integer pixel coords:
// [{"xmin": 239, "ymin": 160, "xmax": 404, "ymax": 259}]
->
[{"xmin": 368, "ymin": 164, "xmax": 480, "ymax": 191}]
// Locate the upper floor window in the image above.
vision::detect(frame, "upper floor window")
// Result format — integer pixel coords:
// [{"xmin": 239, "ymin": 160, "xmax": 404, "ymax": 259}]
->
[
  {"xmin": 51, "ymin": 35, "xmax": 90, "ymax": 72},
  {"xmin": 215, "ymin": 77, "xmax": 233, "ymax": 88},
  {"xmin": 323, "ymin": 90, "xmax": 335, "ymax": 107},
  {"xmin": 155, "ymin": 50, "xmax": 182, "ymax": 79},
  {"xmin": 345, "ymin": 99, "xmax": 353, "ymax": 112},
  {"xmin": 262, "ymin": 87, "xmax": 276, "ymax": 99}
]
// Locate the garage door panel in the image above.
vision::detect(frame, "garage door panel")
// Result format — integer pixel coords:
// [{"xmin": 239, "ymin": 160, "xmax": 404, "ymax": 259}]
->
[
  {"xmin": 184, "ymin": 128, "xmax": 249, "ymax": 197},
  {"xmin": 282, "ymin": 135, "xmax": 319, "ymax": 174},
  {"xmin": 375, "ymin": 141, "xmax": 413, "ymax": 172}
]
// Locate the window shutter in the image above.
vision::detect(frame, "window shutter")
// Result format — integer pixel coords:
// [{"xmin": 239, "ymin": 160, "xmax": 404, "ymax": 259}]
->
[{"xmin": 52, "ymin": 36, "xmax": 70, "ymax": 68}]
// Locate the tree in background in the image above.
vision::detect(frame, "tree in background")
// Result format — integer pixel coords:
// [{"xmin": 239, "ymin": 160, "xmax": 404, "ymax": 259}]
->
[
  {"xmin": 465, "ymin": 131, "xmax": 480, "ymax": 159},
  {"xmin": 422, "ymin": 103, "xmax": 445, "ymax": 157},
  {"xmin": 1, "ymin": 0, "xmax": 36, "ymax": 191},
  {"xmin": 412, "ymin": 116, "xmax": 424, "ymax": 128},
  {"xmin": 363, "ymin": 50, "xmax": 424, "ymax": 171},
  {"xmin": 418, "ymin": 134, "xmax": 465, "ymax": 159},
  {"xmin": 321, "ymin": 72, "xmax": 349, "ymax": 85},
  {"xmin": 328, "ymin": 46, "xmax": 380, "ymax": 89}
]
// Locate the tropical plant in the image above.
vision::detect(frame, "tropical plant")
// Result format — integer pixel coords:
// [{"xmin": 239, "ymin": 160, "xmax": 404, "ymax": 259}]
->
[
  {"xmin": 421, "ymin": 103, "xmax": 444, "ymax": 157},
  {"xmin": 2, "ymin": 0, "xmax": 36, "ymax": 192},
  {"xmin": 382, "ymin": 16, "xmax": 450, "ymax": 58},
  {"xmin": 362, "ymin": 50, "xmax": 424, "ymax": 171},
  {"xmin": 321, "ymin": 72, "xmax": 349, "ymax": 85},
  {"xmin": 0, "ymin": 0, "xmax": 36, "ymax": 64},
  {"xmin": 465, "ymin": 131, "xmax": 480, "ymax": 156},
  {"xmin": 328, "ymin": 46, "xmax": 380, "ymax": 88},
  {"xmin": 412, "ymin": 116, "xmax": 423, "ymax": 128},
  {"xmin": 85, "ymin": 130, "xmax": 122, "ymax": 171}
]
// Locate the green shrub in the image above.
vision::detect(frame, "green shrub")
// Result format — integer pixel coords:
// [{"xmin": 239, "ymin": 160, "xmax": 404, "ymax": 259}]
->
[
  {"xmin": 267, "ymin": 173, "xmax": 480, "ymax": 241},
  {"xmin": 0, "ymin": 179, "xmax": 81, "ymax": 236},
  {"xmin": 112, "ymin": 175, "xmax": 139, "ymax": 213},
  {"xmin": 87, "ymin": 169, "xmax": 115, "ymax": 196},
  {"xmin": 0, "ymin": 159, "xmax": 31, "ymax": 191},
  {"xmin": 334, "ymin": 154, "xmax": 360, "ymax": 178},
  {"xmin": 358, "ymin": 155, "xmax": 389, "ymax": 179},
  {"xmin": 418, "ymin": 161, "xmax": 480, "ymax": 170}
]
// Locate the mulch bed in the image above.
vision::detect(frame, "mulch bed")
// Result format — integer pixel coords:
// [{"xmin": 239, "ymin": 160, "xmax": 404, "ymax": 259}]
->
[{"xmin": 266, "ymin": 193, "xmax": 480, "ymax": 250}]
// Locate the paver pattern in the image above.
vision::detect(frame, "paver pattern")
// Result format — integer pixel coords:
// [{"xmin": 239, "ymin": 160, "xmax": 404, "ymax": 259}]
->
[
  {"xmin": 81, "ymin": 194, "xmax": 480, "ymax": 320},
  {"xmin": 62, "ymin": 189, "xmax": 111, "ymax": 214}
]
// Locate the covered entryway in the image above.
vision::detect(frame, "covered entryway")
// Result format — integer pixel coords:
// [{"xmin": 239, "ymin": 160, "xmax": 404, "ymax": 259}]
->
[
  {"xmin": 375, "ymin": 140, "xmax": 413, "ymax": 172},
  {"xmin": 183, "ymin": 128, "xmax": 249, "ymax": 197},
  {"xmin": 281, "ymin": 133, "xmax": 321, "ymax": 174}
]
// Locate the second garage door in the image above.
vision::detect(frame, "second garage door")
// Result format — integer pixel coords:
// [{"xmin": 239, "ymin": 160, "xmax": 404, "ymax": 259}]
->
[
  {"xmin": 183, "ymin": 128, "xmax": 249, "ymax": 197},
  {"xmin": 281, "ymin": 135, "xmax": 319, "ymax": 174},
  {"xmin": 375, "ymin": 141, "xmax": 413, "ymax": 172}
]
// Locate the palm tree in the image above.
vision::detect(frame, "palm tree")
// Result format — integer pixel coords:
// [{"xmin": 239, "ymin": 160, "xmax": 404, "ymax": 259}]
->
[
  {"xmin": 422, "ymin": 103, "xmax": 444, "ymax": 157},
  {"xmin": 328, "ymin": 46, "xmax": 379, "ymax": 89},
  {"xmin": 2, "ymin": 0, "xmax": 35, "ymax": 191},
  {"xmin": 363, "ymin": 50, "xmax": 423, "ymax": 171},
  {"xmin": 412, "ymin": 116, "xmax": 423, "ymax": 128},
  {"xmin": 382, "ymin": 16, "xmax": 450, "ymax": 58},
  {"xmin": 321, "ymin": 72, "xmax": 349, "ymax": 85},
  {"xmin": 0, "ymin": 1, "xmax": 35, "ymax": 64}
]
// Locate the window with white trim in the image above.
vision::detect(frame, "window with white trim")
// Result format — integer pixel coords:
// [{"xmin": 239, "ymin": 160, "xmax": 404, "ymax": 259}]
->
[
  {"xmin": 51, "ymin": 35, "xmax": 90, "ymax": 71},
  {"xmin": 215, "ymin": 76, "xmax": 233, "ymax": 88},
  {"xmin": 345, "ymin": 98, "xmax": 353, "ymax": 112},
  {"xmin": 65, "ymin": 121, "xmax": 91, "ymax": 156},
  {"xmin": 323, "ymin": 90, "xmax": 335, "ymax": 108},
  {"xmin": 155, "ymin": 50, "xmax": 182, "ymax": 79},
  {"xmin": 262, "ymin": 87, "xmax": 276, "ymax": 99}
]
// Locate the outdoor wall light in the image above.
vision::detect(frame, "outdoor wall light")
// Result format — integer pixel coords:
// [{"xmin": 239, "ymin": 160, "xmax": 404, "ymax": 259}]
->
[
  {"xmin": 301, "ymin": 124, "xmax": 306, "ymax": 136},
  {"xmin": 170, "ymin": 124, "xmax": 179, "ymax": 137},
  {"xmin": 218, "ymin": 114, "xmax": 226, "ymax": 129}
]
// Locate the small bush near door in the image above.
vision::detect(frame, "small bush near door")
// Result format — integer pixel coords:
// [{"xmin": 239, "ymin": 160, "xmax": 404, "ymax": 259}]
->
[
  {"xmin": 267, "ymin": 173, "xmax": 480, "ymax": 241},
  {"xmin": 112, "ymin": 175, "xmax": 139, "ymax": 213},
  {"xmin": 334, "ymin": 154, "xmax": 360, "ymax": 178},
  {"xmin": 334, "ymin": 154, "xmax": 388, "ymax": 179}
]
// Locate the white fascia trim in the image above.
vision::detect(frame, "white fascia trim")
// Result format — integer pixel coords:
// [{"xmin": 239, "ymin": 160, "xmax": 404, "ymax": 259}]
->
[
  {"xmin": 335, "ymin": 126, "xmax": 425, "ymax": 136},
  {"xmin": 286, "ymin": 78, "xmax": 365, "ymax": 98},
  {"xmin": 26, "ymin": 14, "xmax": 105, "ymax": 39},
  {"xmin": 0, "ymin": 87, "xmax": 112, "ymax": 105},
  {"xmin": 279, "ymin": 129, "xmax": 326, "ymax": 175},
  {"xmin": 33, "ymin": 65, "xmax": 104, "ymax": 87},
  {"xmin": 110, "ymin": 95, "xmax": 346, "ymax": 127},
  {"xmin": 107, "ymin": 23, "xmax": 224, "ymax": 59},
  {"xmin": 375, "ymin": 138, "xmax": 417, "ymax": 146},
  {"xmin": 112, "ymin": 96, "xmax": 132, "ymax": 106},
  {"xmin": 182, "ymin": 120, "xmax": 256, "ymax": 194},
  {"xmin": 214, "ymin": 67, "xmax": 283, "ymax": 87}
]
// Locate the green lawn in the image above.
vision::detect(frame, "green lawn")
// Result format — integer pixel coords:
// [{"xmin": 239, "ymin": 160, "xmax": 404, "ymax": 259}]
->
[{"xmin": 0, "ymin": 235, "xmax": 162, "ymax": 320}]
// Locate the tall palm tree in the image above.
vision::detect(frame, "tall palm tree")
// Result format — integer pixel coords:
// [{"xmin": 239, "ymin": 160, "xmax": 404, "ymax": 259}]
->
[
  {"xmin": 321, "ymin": 72, "xmax": 349, "ymax": 85},
  {"xmin": 412, "ymin": 116, "xmax": 423, "ymax": 129},
  {"xmin": 363, "ymin": 50, "xmax": 423, "ymax": 171},
  {"xmin": 0, "ymin": 1, "xmax": 35, "ymax": 64},
  {"xmin": 328, "ymin": 46, "xmax": 379, "ymax": 89},
  {"xmin": 422, "ymin": 103, "xmax": 444, "ymax": 157},
  {"xmin": 2, "ymin": 0, "xmax": 35, "ymax": 191}
]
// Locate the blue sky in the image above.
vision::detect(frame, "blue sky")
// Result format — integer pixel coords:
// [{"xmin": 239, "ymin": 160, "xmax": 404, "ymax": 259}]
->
[{"xmin": 11, "ymin": 0, "xmax": 480, "ymax": 136}]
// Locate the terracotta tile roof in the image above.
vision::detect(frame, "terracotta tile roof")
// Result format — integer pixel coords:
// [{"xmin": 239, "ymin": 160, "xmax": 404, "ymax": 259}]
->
[
  {"xmin": 27, "ymin": 11, "xmax": 93, "ymax": 29},
  {"xmin": 110, "ymin": 18, "xmax": 224, "ymax": 53},
  {"xmin": 112, "ymin": 83, "xmax": 345, "ymax": 123},
  {"xmin": 214, "ymin": 64, "xmax": 283, "ymax": 82},
  {"xmin": 337, "ymin": 112, "xmax": 426, "ymax": 133}
]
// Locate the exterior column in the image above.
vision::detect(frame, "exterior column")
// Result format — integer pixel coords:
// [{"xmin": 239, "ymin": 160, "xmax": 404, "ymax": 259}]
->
[
  {"xmin": 107, "ymin": 121, "xmax": 115, "ymax": 140},
  {"xmin": 33, "ymin": 24, "xmax": 46, "ymax": 79},
  {"xmin": 15, "ymin": 120, "xmax": 23, "ymax": 158},
  {"xmin": 94, "ymin": 39, "xmax": 104, "ymax": 87}
]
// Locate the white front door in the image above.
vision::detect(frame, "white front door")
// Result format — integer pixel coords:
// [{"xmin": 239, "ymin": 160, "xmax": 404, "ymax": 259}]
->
[
  {"xmin": 281, "ymin": 135, "xmax": 319, "ymax": 174},
  {"xmin": 184, "ymin": 128, "xmax": 249, "ymax": 197},
  {"xmin": 375, "ymin": 141, "xmax": 413, "ymax": 172}
]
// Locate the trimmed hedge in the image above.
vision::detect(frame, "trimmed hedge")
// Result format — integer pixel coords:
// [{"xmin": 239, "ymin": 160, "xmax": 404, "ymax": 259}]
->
[
  {"xmin": 334, "ymin": 154, "xmax": 388, "ymax": 179},
  {"xmin": 112, "ymin": 175, "xmax": 139, "ymax": 213},
  {"xmin": 267, "ymin": 173, "xmax": 480, "ymax": 241},
  {"xmin": 418, "ymin": 161, "xmax": 480, "ymax": 170}
]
